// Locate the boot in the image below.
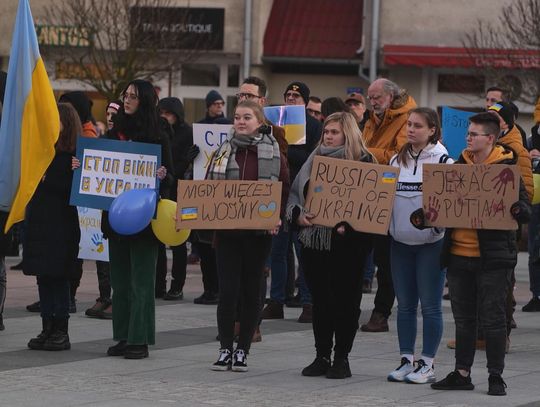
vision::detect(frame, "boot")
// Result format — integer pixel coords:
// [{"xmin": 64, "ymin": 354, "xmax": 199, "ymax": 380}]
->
[
  {"xmin": 261, "ymin": 301, "xmax": 284, "ymax": 319},
  {"xmin": 297, "ymin": 304, "xmax": 313, "ymax": 323},
  {"xmin": 28, "ymin": 318, "xmax": 54, "ymax": 350},
  {"xmin": 360, "ymin": 311, "xmax": 389, "ymax": 332},
  {"xmin": 43, "ymin": 318, "xmax": 71, "ymax": 351}
]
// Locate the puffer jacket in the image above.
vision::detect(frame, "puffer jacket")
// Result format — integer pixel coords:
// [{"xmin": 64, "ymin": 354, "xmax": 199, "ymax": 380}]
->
[
  {"xmin": 440, "ymin": 144, "xmax": 531, "ymax": 269},
  {"xmin": 499, "ymin": 125, "xmax": 533, "ymax": 202},
  {"xmin": 389, "ymin": 142, "xmax": 453, "ymax": 245},
  {"xmin": 362, "ymin": 91, "xmax": 417, "ymax": 164}
]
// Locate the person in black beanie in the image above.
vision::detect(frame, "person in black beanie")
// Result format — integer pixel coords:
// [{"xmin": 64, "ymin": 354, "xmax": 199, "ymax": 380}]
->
[{"xmin": 197, "ymin": 90, "xmax": 232, "ymax": 125}]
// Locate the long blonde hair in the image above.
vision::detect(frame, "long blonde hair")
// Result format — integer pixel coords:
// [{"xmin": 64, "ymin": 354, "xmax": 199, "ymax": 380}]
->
[{"xmin": 320, "ymin": 111, "xmax": 375, "ymax": 162}]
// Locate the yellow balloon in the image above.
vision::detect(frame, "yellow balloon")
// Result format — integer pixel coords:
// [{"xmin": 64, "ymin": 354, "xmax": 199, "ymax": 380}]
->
[
  {"xmin": 151, "ymin": 199, "xmax": 191, "ymax": 246},
  {"xmin": 533, "ymin": 174, "xmax": 540, "ymax": 205}
]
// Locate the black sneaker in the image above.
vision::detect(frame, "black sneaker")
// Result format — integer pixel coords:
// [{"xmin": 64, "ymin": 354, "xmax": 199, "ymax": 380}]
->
[
  {"xmin": 232, "ymin": 349, "xmax": 248, "ymax": 372},
  {"xmin": 194, "ymin": 291, "xmax": 219, "ymax": 305},
  {"xmin": 488, "ymin": 374, "xmax": 507, "ymax": 396},
  {"xmin": 26, "ymin": 301, "xmax": 41, "ymax": 312},
  {"xmin": 326, "ymin": 357, "xmax": 352, "ymax": 379},
  {"xmin": 211, "ymin": 348, "xmax": 232, "ymax": 371},
  {"xmin": 107, "ymin": 340, "xmax": 128, "ymax": 356},
  {"xmin": 302, "ymin": 356, "xmax": 331, "ymax": 376},
  {"xmin": 431, "ymin": 371, "xmax": 474, "ymax": 390},
  {"xmin": 522, "ymin": 296, "xmax": 540, "ymax": 312},
  {"xmin": 163, "ymin": 289, "xmax": 183, "ymax": 301}
]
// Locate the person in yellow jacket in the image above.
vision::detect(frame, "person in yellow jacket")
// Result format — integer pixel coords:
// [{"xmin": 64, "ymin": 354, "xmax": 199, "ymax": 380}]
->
[
  {"xmin": 360, "ymin": 78, "xmax": 417, "ymax": 333},
  {"xmin": 534, "ymin": 96, "xmax": 540, "ymax": 125}
]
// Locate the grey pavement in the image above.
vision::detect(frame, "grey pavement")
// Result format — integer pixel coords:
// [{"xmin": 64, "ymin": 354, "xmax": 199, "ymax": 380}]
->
[{"xmin": 1, "ymin": 253, "xmax": 540, "ymax": 407}]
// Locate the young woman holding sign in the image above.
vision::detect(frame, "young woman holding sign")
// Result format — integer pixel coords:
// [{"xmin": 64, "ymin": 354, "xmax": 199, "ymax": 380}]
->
[
  {"xmin": 101, "ymin": 79, "xmax": 173, "ymax": 359},
  {"xmin": 287, "ymin": 111, "xmax": 375, "ymax": 379},
  {"xmin": 207, "ymin": 100, "xmax": 289, "ymax": 372},
  {"xmin": 386, "ymin": 108, "xmax": 451, "ymax": 384}
]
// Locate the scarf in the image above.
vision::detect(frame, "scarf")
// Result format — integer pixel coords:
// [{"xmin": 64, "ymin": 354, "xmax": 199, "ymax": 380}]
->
[
  {"xmin": 286, "ymin": 144, "xmax": 345, "ymax": 251},
  {"xmin": 207, "ymin": 128, "xmax": 281, "ymax": 181}
]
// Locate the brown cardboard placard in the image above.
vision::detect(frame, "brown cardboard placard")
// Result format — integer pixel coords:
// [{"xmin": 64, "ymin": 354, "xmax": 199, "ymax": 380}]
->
[
  {"xmin": 422, "ymin": 163, "xmax": 519, "ymax": 230},
  {"xmin": 176, "ymin": 180, "xmax": 282, "ymax": 230},
  {"xmin": 304, "ymin": 156, "xmax": 400, "ymax": 235}
]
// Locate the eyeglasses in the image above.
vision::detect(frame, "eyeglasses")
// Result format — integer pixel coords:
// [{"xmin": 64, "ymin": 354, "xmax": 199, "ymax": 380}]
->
[
  {"xmin": 307, "ymin": 108, "xmax": 322, "ymax": 117},
  {"xmin": 466, "ymin": 132, "xmax": 491, "ymax": 138},
  {"xmin": 122, "ymin": 92, "xmax": 138, "ymax": 101},
  {"xmin": 236, "ymin": 93, "xmax": 261, "ymax": 100},
  {"xmin": 284, "ymin": 92, "xmax": 302, "ymax": 99}
]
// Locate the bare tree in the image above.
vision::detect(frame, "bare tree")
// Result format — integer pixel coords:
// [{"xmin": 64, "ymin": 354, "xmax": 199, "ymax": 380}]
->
[
  {"xmin": 463, "ymin": 0, "xmax": 540, "ymax": 105},
  {"xmin": 40, "ymin": 0, "xmax": 218, "ymax": 100}
]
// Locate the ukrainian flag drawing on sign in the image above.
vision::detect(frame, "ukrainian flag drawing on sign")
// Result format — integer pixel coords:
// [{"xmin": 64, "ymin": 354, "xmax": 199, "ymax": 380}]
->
[
  {"xmin": 264, "ymin": 105, "xmax": 306, "ymax": 145},
  {"xmin": 0, "ymin": 0, "xmax": 60, "ymax": 232}
]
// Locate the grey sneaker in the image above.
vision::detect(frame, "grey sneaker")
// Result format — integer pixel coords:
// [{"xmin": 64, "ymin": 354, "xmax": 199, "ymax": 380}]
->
[
  {"xmin": 405, "ymin": 359, "xmax": 436, "ymax": 384},
  {"xmin": 387, "ymin": 357, "xmax": 414, "ymax": 382}
]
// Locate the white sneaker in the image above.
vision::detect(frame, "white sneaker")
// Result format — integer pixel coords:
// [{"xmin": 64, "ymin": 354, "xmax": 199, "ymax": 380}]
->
[
  {"xmin": 387, "ymin": 357, "xmax": 414, "ymax": 382},
  {"xmin": 405, "ymin": 359, "xmax": 436, "ymax": 384},
  {"xmin": 211, "ymin": 348, "xmax": 232, "ymax": 371}
]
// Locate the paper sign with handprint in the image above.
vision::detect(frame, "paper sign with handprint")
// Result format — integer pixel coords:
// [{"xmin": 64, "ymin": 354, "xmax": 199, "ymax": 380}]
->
[
  {"xmin": 422, "ymin": 164, "xmax": 519, "ymax": 230},
  {"xmin": 77, "ymin": 207, "xmax": 109, "ymax": 261}
]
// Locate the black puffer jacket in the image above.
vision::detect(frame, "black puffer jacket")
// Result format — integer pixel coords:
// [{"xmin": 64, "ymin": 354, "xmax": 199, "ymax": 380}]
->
[{"xmin": 440, "ymin": 144, "xmax": 531, "ymax": 270}]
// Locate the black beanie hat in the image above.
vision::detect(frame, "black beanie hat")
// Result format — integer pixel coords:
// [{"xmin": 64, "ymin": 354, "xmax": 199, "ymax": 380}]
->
[
  {"xmin": 488, "ymin": 102, "xmax": 515, "ymax": 129},
  {"xmin": 284, "ymin": 81, "xmax": 310, "ymax": 105},
  {"xmin": 205, "ymin": 90, "xmax": 224, "ymax": 108}
]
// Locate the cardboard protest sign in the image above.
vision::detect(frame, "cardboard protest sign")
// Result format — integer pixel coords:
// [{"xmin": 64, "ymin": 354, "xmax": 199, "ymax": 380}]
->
[
  {"xmin": 304, "ymin": 156, "xmax": 399, "ymax": 235},
  {"xmin": 70, "ymin": 137, "xmax": 161, "ymax": 210},
  {"xmin": 442, "ymin": 106, "xmax": 475, "ymax": 160},
  {"xmin": 422, "ymin": 164, "xmax": 519, "ymax": 230},
  {"xmin": 78, "ymin": 207, "xmax": 109, "ymax": 261},
  {"xmin": 192, "ymin": 124, "xmax": 232, "ymax": 180},
  {"xmin": 263, "ymin": 105, "xmax": 306, "ymax": 145},
  {"xmin": 176, "ymin": 180, "xmax": 282, "ymax": 229}
]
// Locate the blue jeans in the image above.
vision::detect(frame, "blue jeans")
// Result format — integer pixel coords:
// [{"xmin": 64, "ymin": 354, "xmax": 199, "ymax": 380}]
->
[
  {"xmin": 269, "ymin": 226, "xmax": 311, "ymax": 304},
  {"xmin": 390, "ymin": 238, "xmax": 445, "ymax": 358},
  {"xmin": 528, "ymin": 204, "xmax": 540, "ymax": 297}
]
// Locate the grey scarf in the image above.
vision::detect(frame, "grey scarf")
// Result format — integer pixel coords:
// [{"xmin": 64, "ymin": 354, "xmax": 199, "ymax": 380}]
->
[
  {"xmin": 286, "ymin": 145, "xmax": 345, "ymax": 250},
  {"xmin": 207, "ymin": 128, "xmax": 281, "ymax": 181}
]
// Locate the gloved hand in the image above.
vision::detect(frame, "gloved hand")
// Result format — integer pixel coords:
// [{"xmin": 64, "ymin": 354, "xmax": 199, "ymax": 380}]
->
[
  {"xmin": 410, "ymin": 208, "xmax": 427, "ymax": 230},
  {"xmin": 187, "ymin": 144, "xmax": 200, "ymax": 161}
]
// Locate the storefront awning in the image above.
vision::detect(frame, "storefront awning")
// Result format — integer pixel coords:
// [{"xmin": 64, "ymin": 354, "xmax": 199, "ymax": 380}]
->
[
  {"xmin": 263, "ymin": 0, "xmax": 363, "ymax": 63},
  {"xmin": 383, "ymin": 45, "xmax": 540, "ymax": 69}
]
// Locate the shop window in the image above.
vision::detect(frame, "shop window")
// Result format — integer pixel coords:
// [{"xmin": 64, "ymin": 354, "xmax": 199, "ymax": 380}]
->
[
  {"xmin": 228, "ymin": 65, "xmax": 239, "ymax": 87},
  {"xmin": 437, "ymin": 74, "xmax": 485, "ymax": 94},
  {"xmin": 181, "ymin": 64, "xmax": 220, "ymax": 86}
]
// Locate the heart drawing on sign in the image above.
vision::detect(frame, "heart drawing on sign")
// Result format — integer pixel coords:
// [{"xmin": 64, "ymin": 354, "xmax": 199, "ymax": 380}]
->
[{"xmin": 258, "ymin": 201, "xmax": 277, "ymax": 218}]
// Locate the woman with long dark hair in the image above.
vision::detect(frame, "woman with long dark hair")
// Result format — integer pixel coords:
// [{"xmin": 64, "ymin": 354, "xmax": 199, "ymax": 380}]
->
[
  {"xmin": 25, "ymin": 103, "xmax": 82, "ymax": 351},
  {"xmin": 288, "ymin": 111, "xmax": 375, "ymax": 379},
  {"xmin": 102, "ymin": 79, "xmax": 173, "ymax": 359}
]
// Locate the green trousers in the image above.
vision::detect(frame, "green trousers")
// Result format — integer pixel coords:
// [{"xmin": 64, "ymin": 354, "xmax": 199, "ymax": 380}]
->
[{"xmin": 109, "ymin": 236, "xmax": 158, "ymax": 345}]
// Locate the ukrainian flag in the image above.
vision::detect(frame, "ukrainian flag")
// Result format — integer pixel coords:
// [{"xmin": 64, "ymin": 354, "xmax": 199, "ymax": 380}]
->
[
  {"xmin": 264, "ymin": 105, "xmax": 306, "ymax": 145},
  {"xmin": 0, "ymin": 0, "xmax": 60, "ymax": 232}
]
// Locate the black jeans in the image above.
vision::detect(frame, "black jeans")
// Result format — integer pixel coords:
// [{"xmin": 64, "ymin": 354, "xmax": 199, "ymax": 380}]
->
[
  {"xmin": 96, "ymin": 260, "xmax": 111, "ymax": 300},
  {"xmin": 193, "ymin": 241, "xmax": 218, "ymax": 294},
  {"xmin": 156, "ymin": 243, "xmax": 187, "ymax": 292},
  {"xmin": 70, "ymin": 259, "xmax": 84, "ymax": 300},
  {"xmin": 372, "ymin": 235, "xmax": 395, "ymax": 318},
  {"xmin": 37, "ymin": 275, "xmax": 70, "ymax": 319},
  {"xmin": 215, "ymin": 232, "xmax": 271, "ymax": 352},
  {"xmin": 447, "ymin": 254, "xmax": 511, "ymax": 376},
  {"xmin": 302, "ymin": 233, "xmax": 371, "ymax": 358}
]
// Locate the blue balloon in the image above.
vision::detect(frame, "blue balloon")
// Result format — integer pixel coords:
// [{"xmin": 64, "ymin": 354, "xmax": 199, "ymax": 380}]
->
[{"xmin": 108, "ymin": 188, "xmax": 157, "ymax": 235}]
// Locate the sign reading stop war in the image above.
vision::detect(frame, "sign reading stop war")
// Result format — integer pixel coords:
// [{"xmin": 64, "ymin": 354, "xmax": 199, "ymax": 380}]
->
[
  {"xmin": 176, "ymin": 180, "xmax": 282, "ymax": 229},
  {"xmin": 304, "ymin": 156, "xmax": 400, "ymax": 235},
  {"xmin": 422, "ymin": 164, "xmax": 519, "ymax": 230}
]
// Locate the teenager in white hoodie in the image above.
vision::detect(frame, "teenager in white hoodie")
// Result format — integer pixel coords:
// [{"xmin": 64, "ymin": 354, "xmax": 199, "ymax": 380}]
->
[{"xmin": 387, "ymin": 108, "xmax": 453, "ymax": 384}]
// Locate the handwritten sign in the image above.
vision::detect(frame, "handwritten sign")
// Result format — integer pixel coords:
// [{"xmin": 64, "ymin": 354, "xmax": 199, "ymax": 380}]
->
[
  {"xmin": 176, "ymin": 180, "xmax": 282, "ymax": 229},
  {"xmin": 304, "ymin": 156, "xmax": 399, "ymax": 235},
  {"xmin": 70, "ymin": 137, "xmax": 161, "ymax": 210},
  {"xmin": 422, "ymin": 164, "xmax": 519, "ymax": 230},
  {"xmin": 78, "ymin": 207, "xmax": 109, "ymax": 261},
  {"xmin": 442, "ymin": 106, "xmax": 475, "ymax": 159},
  {"xmin": 192, "ymin": 124, "xmax": 232, "ymax": 180}
]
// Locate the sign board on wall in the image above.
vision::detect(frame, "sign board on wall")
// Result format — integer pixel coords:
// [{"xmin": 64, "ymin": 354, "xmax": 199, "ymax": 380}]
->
[
  {"xmin": 422, "ymin": 163, "xmax": 519, "ymax": 230},
  {"xmin": 304, "ymin": 156, "xmax": 399, "ymax": 235}
]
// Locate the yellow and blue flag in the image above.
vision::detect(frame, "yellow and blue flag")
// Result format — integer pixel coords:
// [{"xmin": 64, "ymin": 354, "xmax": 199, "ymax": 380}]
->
[
  {"xmin": 264, "ymin": 105, "xmax": 306, "ymax": 145},
  {"xmin": 0, "ymin": 0, "xmax": 60, "ymax": 232}
]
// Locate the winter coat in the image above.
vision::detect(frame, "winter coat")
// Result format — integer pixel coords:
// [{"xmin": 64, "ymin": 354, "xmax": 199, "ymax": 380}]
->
[
  {"xmin": 288, "ymin": 112, "xmax": 322, "ymax": 183},
  {"xmin": 23, "ymin": 152, "xmax": 81, "ymax": 278},
  {"xmin": 196, "ymin": 113, "xmax": 232, "ymax": 125},
  {"xmin": 0, "ymin": 211, "xmax": 9, "ymax": 257},
  {"xmin": 389, "ymin": 142, "xmax": 453, "ymax": 245},
  {"xmin": 440, "ymin": 144, "xmax": 531, "ymax": 270},
  {"xmin": 534, "ymin": 96, "xmax": 540, "ymax": 124},
  {"xmin": 363, "ymin": 92, "xmax": 417, "ymax": 164},
  {"xmin": 499, "ymin": 125, "xmax": 533, "ymax": 201}
]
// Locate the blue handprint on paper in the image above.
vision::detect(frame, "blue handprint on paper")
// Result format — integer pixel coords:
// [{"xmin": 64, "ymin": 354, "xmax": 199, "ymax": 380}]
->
[{"xmin": 91, "ymin": 233, "xmax": 105, "ymax": 253}]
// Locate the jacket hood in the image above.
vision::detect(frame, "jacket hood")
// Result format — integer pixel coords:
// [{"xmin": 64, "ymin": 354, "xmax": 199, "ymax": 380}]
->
[
  {"xmin": 460, "ymin": 143, "xmax": 516, "ymax": 165},
  {"xmin": 59, "ymin": 91, "xmax": 93, "ymax": 123},
  {"xmin": 158, "ymin": 97, "xmax": 185, "ymax": 123}
]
